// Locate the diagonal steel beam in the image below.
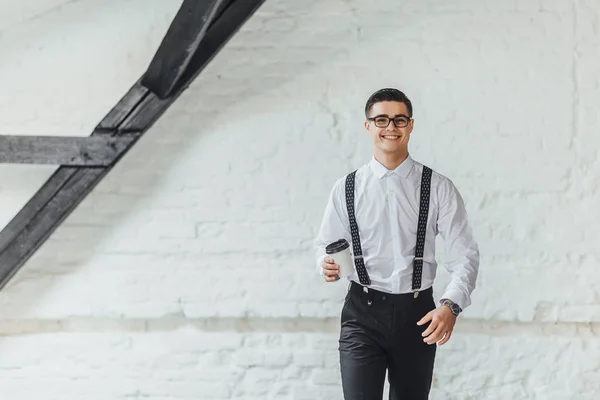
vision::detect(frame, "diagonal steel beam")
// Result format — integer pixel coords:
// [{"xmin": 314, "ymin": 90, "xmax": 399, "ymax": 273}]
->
[
  {"xmin": 0, "ymin": 0, "xmax": 267, "ymax": 289},
  {"xmin": 0, "ymin": 134, "xmax": 136, "ymax": 166},
  {"xmin": 141, "ymin": 0, "xmax": 226, "ymax": 99}
]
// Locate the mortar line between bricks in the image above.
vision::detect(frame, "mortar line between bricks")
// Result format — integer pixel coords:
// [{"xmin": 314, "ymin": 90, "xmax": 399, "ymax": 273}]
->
[{"xmin": 0, "ymin": 317, "xmax": 598, "ymax": 337}]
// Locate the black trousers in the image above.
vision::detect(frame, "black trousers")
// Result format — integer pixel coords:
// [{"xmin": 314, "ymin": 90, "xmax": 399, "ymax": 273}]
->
[{"xmin": 338, "ymin": 281, "xmax": 437, "ymax": 400}]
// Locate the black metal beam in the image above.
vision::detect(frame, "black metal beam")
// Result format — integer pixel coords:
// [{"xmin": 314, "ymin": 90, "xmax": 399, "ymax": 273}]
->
[
  {"xmin": 0, "ymin": 135, "xmax": 136, "ymax": 166},
  {"xmin": 141, "ymin": 0, "xmax": 225, "ymax": 99},
  {"xmin": 0, "ymin": 0, "xmax": 267, "ymax": 289}
]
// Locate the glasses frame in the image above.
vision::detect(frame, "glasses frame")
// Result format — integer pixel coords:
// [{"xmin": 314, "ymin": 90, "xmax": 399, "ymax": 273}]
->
[{"xmin": 367, "ymin": 115, "xmax": 412, "ymax": 128}]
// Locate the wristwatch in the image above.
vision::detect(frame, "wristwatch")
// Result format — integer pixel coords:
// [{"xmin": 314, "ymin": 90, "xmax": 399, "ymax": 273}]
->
[{"xmin": 440, "ymin": 298, "xmax": 462, "ymax": 316}]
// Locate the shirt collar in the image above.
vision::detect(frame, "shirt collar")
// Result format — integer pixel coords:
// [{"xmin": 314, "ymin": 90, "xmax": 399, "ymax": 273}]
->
[{"xmin": 369, "ymin": 155, "xmax": 415, "ymax": 179}]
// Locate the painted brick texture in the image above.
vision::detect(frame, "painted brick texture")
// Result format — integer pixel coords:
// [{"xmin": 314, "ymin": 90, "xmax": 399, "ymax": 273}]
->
[{"xmin": 0, "ymin": 0, "xmax": 598, "ymax": 398}]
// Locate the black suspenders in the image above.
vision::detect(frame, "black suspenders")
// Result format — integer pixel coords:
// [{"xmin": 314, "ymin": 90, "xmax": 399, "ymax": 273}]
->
[
  {"xmin": 412, "ymin": 166, "xmax": 432, "ymax": 297},
  {"xmin": 345, "ymin": 166, "xmax": 433, "ymax": 296},
  {"xmin": 345, "ymin": 171, "xmax": 371, "ymax": 286}
]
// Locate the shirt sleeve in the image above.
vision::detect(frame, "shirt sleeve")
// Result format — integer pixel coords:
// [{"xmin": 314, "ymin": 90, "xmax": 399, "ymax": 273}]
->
[
  {"xmin": 436, "ymin": 178, "xmax": 480, "ymax": 310},
  {"xmin": 313, "ymin": 178, "xmax": 352, "ymax": 275}
]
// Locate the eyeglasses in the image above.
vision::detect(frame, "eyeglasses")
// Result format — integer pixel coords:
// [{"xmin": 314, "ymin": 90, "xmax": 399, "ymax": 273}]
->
[{"xmin": 367, "ymin": 115, "xmax": 412, "ymax": 128}]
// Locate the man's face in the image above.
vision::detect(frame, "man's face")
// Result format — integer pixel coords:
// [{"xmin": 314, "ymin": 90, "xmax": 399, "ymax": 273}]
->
[{"xmin": 364, "ymin": 101, "xmax": 414, "ymax": 154}]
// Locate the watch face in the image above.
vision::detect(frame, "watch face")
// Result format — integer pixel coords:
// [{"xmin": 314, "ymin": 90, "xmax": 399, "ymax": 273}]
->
[{"xmin": 441, "ymin": 300, "xmax": 461, "ymax": 315}]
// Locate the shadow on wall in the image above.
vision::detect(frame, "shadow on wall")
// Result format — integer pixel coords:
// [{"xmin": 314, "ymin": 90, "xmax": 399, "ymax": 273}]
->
[
  {"xmin": 0, "ymin": 0, "xmax": 390, "ymax": 310},
  {"xmin": 0, "ymin": 0, "xmax": 526, "ymax": 316}
]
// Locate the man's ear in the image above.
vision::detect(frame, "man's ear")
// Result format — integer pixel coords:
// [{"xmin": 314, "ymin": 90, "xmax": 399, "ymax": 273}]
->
[{"xmin": 364, "ymin": 120, "xmax": 370, "ymax": 131}]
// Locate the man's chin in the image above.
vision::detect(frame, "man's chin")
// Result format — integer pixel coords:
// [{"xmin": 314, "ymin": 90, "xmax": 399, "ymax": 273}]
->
[{"xmin": 378, "ymin": 142, "xmax": 405, "ymax": 152}]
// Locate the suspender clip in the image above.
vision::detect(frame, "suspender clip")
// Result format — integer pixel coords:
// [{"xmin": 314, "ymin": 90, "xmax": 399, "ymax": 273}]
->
[
  {"xmin": 413, "ymin": 291, "xmax": 419, "ymax": 299},
  {"xmin": 414, "ymin": 257, "xmax": 423, "ymax": 261}
]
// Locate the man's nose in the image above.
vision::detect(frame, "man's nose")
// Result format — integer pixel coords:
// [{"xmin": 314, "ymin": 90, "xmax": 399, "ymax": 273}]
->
[{"xmin": 386, "ymin": 121, "xmax": 397, "ymax": 131}]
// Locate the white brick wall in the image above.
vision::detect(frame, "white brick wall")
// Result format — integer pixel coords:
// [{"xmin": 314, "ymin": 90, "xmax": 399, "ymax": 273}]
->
[{"xmin": 0, "ymin": 0, "xmax": 599, "ymax": 398}]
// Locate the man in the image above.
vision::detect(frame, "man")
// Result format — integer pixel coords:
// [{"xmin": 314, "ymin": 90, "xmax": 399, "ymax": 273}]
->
[{"xmin": 313, "ymin": 88, "xmax": 480, "ymax": 399}]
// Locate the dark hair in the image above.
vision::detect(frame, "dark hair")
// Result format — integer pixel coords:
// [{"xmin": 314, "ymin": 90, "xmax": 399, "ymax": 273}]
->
[{"xmin": 364, "ymin": 88, "xmax": 413, "ymax": 118}]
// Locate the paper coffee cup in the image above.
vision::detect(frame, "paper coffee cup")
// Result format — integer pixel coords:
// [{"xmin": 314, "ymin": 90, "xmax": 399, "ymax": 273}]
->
[{"xmin": 325, "ymin": 239, "xmax": 355, "ymax": 278}]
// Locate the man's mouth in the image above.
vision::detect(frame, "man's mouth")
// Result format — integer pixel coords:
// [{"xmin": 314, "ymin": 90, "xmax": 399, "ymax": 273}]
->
[{"xmin": 381, "ymin": 135, "xmax": 401, "ymax": 140}]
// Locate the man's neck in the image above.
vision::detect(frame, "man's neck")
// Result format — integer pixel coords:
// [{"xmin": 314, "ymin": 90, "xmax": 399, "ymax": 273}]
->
[{"xmin": 374, "ymin": 151, "xmax": 409, "ymax": 171}]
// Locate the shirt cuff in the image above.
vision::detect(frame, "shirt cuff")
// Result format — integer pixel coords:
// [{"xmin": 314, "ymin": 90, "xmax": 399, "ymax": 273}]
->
[
  {"xmin": 316, "ymin": 254, "xmax": 327, "ymax": 276},
  {"xmin": 440, "ymin": 288, "xmax": 469, "ymax": 310}
]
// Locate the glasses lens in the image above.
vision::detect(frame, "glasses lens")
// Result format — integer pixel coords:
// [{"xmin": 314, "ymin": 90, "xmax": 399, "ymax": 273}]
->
[
  {"xmin": 374, "ymin": 117, "xmax": 389, "ymax": 128},
  {"xmin": 393, "ymin": 117, "xmax": 409, "ymax": 127}
]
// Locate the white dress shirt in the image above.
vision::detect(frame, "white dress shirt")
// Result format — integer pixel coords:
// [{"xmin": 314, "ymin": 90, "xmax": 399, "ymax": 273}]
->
[{"xmin": 313, "ymin": 155, "xmax": 479, "ymax": 309}]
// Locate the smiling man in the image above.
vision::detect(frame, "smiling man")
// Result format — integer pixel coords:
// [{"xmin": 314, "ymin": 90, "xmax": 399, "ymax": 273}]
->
[{"xmin": 313, "ymin": 88, "xmax": 480, "ymax": 399}]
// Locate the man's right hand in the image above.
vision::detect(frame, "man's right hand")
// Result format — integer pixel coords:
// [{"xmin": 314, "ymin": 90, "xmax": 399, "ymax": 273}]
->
[{"xmin": 322, "ymin": 257, "xmax": 340, "ymax": 282}]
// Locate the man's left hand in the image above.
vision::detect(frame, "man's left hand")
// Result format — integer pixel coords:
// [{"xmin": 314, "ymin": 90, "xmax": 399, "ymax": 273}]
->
[{"xmin": 417, "ymin": 305, "xmax": 457, "ymax": 346}]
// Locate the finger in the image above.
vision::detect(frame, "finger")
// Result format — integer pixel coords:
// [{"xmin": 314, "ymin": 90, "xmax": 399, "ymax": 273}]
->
[
  {"xmin": 417, "ymin": 310, "xmax": 434, "ymax": 326},
  {"xmin": 323, "ymin": 266, "xmax": 340, "ymax": 276},
  {"xmin": 421, "ymin": 319, "xmax": 438, "ymax": 337},
  {"xmin": 322, "ymin": 265, "xmax": 340, "ymax": 280},
  {"xmin": 424, "ymin": 323, "xmax": 446, "ymax": 344},
  {"xmin": 323, "ymin": 263, "xmax": 340, "ymax": 271},
  {"xmin": 438, "ymin": 330, "xmax": 453, "ymax": 346},
  {"xmin": 323, "ymin": 272, "xmax": 339, "ymax": 279},
  {"xmin": 423, "ymin": 319, "xmax": 445, "ymax": 338},
  {"xmin": 324, "ymin": 257, "xmax": 336, "ymax": 264}
]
